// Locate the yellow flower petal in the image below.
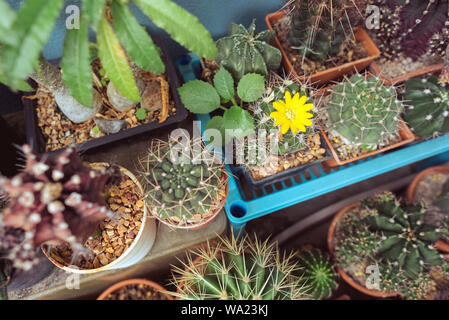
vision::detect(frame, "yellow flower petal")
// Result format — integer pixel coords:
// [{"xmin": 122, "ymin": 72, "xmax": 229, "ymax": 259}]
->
[
  {"xmin": 304, "ymin": 112, "xmax": 314, "ymax": 119},
  {"xmin": 298, "ymin": 95, "xmax": 307, "ymax": 106},
  {"xmin": 298, "ymin": 124, "xmax": 306, "ymax": 132},
  {"xmin": 284, "ymin": 91, "xmax": 292, "ymax": 105},
  {"xmin": 273, "ymin": 101, "xmax": 285, "ymax": 112},
  {"xmin": 303, "ymin": 118, "xmax": 312, "ymax": 127},
  {"xmin": 281, "ymin": 122, "xmax": 290, "ymax": 134},
  {"xmin": 302, "ymin": 103, "xmax": 313, "ymax": 111}
]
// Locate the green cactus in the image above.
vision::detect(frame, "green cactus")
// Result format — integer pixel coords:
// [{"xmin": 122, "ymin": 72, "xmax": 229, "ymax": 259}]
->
[
  {"xmin": 403, "ymin": 75, "xmax": 449, "ymax": 139},
  {"xmin": 215, "ymin": 19, "xmax": 282, "ymax": 82},
  {"xmin": 326, "ymin": 74, "xmax": 403, "ymax": 148},
  {"xmin": 296, "ymin": 249, "xmax": 338, "ymax": 300},
  {"xmin": 171, "ymin": 233, "xmax": 309, "ymax": 300},
  {"xmin": 141, "ymin": 137, "xmax": 226, "ymax": 226},
  {"xmin": 362, "ymin": 192, "xmax": 443, "ymax": 279}
]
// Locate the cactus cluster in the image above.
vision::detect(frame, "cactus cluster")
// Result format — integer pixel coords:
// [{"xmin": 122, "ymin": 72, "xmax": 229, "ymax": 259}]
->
[
  {"xmin": 0, "ymin": 145, "xmax": 119, "ymax": 270},
  {"xmin": 141, "ymin": 137, "xmax": 227, "ymax": 227},
  {"xmin": 215, "ymin": 19, "xmax": 282, "ymax": 81},
  {"xmin": 371, "ymin": 0, "xmax": 449, "ymax": 61},
  {"xmin": 403, "ymin": 75, "xmax": 449, "ymax": 139},
  {"xmin": 326, "ymin": 74, "xmax": 403, "ymax": 149},
  {"xmin": 171, "ymin": 233, "xmax": 309, "ymax": 300},
  {"xmin": 296, "ymin": 249, "xmax": 338, "ymax": 300}
]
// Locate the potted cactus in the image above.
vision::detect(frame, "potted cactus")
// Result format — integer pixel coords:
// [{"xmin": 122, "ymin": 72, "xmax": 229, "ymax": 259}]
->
[
  {"xmin": 328, "ymin": 191, "xmax": 449, "ymax": 299},
  {"xmin": 320, "ymin": 73, "xmax": 415, "ymax": 167},
  {"xmin": 368, "ymin": 0, "xmax": 448, "ymax": 85},
  {"xmin": 97, "ymin": 278, "xmax": 172, "ymax": 300},
  {"xmin": 265, "ymin": 0, "xmax": 380, "ymax": 86}
]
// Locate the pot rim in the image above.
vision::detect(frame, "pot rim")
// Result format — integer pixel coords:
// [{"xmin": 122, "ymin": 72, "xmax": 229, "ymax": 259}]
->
[{"xmin": 96, "ymin": 278, "xmax": 173, "ymax": 300}]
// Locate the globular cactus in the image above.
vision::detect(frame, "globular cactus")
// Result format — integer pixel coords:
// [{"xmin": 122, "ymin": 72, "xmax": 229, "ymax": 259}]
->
[
  {"xmin": 171, "ymin": 233, "xmax": 309, "ymax": 300},
  {"xmin": 296, "ymin": 249, "xmax": 338, "ymax": 300},
  {"xmin": 215, "ymin": 19, "xmax": 282, "ymax": 81},
  {"xmin": 326, "ymin": 74, "xmax": 403, "ymax": 148},
  {"xmin": 0, "ymin": 145, "xmax": 119, "ymax": 270},
  {"xmin": 141, "ymin": 137, "xmax": 227, "ymax": 227},
  {"xmin": 362, "ymin": 192, "xmax": 444, "ymax": 279},
  {"xmin": 403, "ymin": 75, "xmax": 449, "ymax": 139}
]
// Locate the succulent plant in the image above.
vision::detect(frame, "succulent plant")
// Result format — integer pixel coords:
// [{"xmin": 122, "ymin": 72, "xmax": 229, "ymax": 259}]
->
[
  {"xmin": 171, "ymin": 233, "xmax": 308, "ymax": 300},
  {"xmin": 215, "ymin": 19, "xmax": 282, "ymax": 81},
  {"xmin": 403, "ymin": 75, "xmax": 449, "ymax": 139},
  {"xmin": 141, "ymin": 136, "xmax": 227, "ymax": 227},
  {"xmin": 0, "ymin": 145, "xmax": 119, "ymax": 270},
  {"xmin": 296, "ymin": 249, "xmax": 338, "ymax": 300},
  {"xmin": 326, "ymin": 74, "xmax": 403, "ymax": 149}
]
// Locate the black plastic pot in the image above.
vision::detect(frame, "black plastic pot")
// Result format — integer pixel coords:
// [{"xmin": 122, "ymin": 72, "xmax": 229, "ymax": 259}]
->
[{"xmin": 23, "ymin": 37, "xmax": 188, "ymax": 155}]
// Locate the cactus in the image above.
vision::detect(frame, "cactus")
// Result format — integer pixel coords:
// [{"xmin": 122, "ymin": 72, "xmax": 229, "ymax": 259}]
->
[
  {"xmin": 296, "ymin": 249, "xmax": 338, "ymax": 300},
  {"xmin": 140, "ymin": 137, "xmax": 227, "ymax": 227},
  {"xmin": 215, "ymin": 19, "xmax": 282, "ymax": 81},
  {"xmin": 171, "ymin": 233, "xmax": 309, "ymax": 300},
  {"xmin": 403, "ymin": 75, "xmax": 449, "ymax": 139},
  {"xmin": 326, "ymin": 74, "xmax": 403, "ymax": 149},
  {"xmin": 440, "ymin": 45, "xmax": 449, "ymax": 84},
  {"xmin": 0, "ymin": 145, "xmax": 119, "ymax": 270}
]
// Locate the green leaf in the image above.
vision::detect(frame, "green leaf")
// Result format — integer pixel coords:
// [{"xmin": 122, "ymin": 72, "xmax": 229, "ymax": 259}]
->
[
  {"xmin": 0, "ymin": 0, "xmax": 17, "ymax": 45},
  {"xmin": 136, "ymin": 107, "xmax": 147, "ymax": 120},
  {"xmin": 61, "ymin": 16, "xmax": 93, "ymax": 107},
  {"xmin": 223, "ymin": 106, "xmax": 255, "ymax": 139},
  {"xmin": 134, "ymin": 0, "xmax": 217, "ymax": 59},
  {"xmin": 0, "ymin": 0, "xmax": 64, "ymax": 89},
  {"xmin": 97, "ymin": 17, "xmax": 141, "ymax": 102},
  {"xmin": 110, "ymin": 1, "xmax": 164, "ymax": 75},
  {"xmin": 213, "ymin": 68, "xmax": 234, "ymax": 100},
  {"xmin": 205, "ymin": 115, "xmax": 231, "ymax": 147},
  {"xmin": 237, "ymin": 73, "xmax": 265, "ymax": 102},
  {"xmin": 178, "ymin": 80, "xmax": 220, "ymax": 114},
  {"xmin": 82, "ymin": 0, "xmax": 106, "ymax": 31}
]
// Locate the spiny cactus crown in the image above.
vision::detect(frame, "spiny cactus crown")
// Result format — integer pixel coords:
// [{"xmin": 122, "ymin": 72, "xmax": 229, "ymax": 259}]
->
[
  {"xmin": 326, "ymin": 74, "xmax": 403, "ymax": 148},
  {"xmin": 215, "ymin": 19, "xmax": 282, "ymax": 81},
  {"xmin": 141, "ymin": 137, "xmax": 226, "ymax": 227},
  {"xmin": 403, "ymin": 75, "xmax": 449, "ymax": 138},
  {"xmin": 296, "ymin": 249, "xmax": 338, "ymax": 300},
  {"xmin": 0, "ymin": 145, "xmax": 119, "ymax": 270},
  {"xmin": 171, "ymin": 233, "xmax": 308, "ymax": 300}
]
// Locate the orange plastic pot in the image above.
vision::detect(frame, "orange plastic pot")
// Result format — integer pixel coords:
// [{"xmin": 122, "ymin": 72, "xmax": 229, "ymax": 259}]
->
[
  {"xmin": 97, "ymin": 278, "xmax": 173, "ymax": 300},
  {"xmin": 370, "ymin": 61, "xmax": 444, "ymax": 86},
  {"xmin": 265, "ymin": 10, "xmax": 381, "ymax": 86}
]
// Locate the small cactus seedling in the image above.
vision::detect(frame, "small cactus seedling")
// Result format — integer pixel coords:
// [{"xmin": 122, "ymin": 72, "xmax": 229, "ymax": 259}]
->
[
  {"xmin": 140, "ymin": 137, "xmax": 227, "ymax": 227},
  {"xmin": 403, "ymin": 75, "xmax": 449, "ymax": 139},
  {"xmin": 326, "ymin": 74, "xmax": 403, "ymax": 149},
  {"xmin": 216, "ymin": 19, "xmax": 282, "ymax": 81},
  {"xmin": 170, "ymin": 233, "xmax": 309, "ymax": 300},
  {"xmin": 296, "ymin": 249, "xmax": 338, "ymax": 300}
]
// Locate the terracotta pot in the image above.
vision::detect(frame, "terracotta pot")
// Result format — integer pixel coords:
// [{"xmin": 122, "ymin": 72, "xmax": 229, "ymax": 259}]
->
[
  {"xmin": 369, "ymin": 61, "xmax": 444, "ymax": 86},
  {"xmin": 265, "ymin": 10, "xmax": 380, "ymax": 86},
  {"xmin": 97, "ymin": 278, "xmax": 173, "ymax": 300},
  {"xmin": 42, "ymin": 163, "xmax": 157, "ymax": 274},
  {"xmin": 406, "ymin": 166, "xmax": 449, "ymax": 254}
]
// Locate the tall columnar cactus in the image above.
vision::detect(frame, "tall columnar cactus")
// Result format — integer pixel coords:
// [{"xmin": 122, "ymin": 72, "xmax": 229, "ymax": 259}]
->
[
  {"xmin": 288, "ymin": 0, "xmax": 366, "ymax": 62},
  {"xmin": 296, "ymin": 249, "xmax": 338, "ymax": 300},
  {"xmin": 215, "ymin": 19, "xmax": 282, "ymax": 81},
  {"xmin": 403, "ymin": 75, "xmax": 449, "ymax": 139},
  {"xmin": 0, "ymin": 145, "xmax": 119, "ymax": 270},
  {"xmin": 141, "ymin": 137, "xmax": 227, "ymax": 226},
  {"xmin": 362, "ymin": 192, "xmax": 444, "ymax": 279},
  {"xmin": 171, "ymin": 233, "xmax": 308, "ymax": 300},
  {"xmin": 326, "ymin": 74, "xmax": 403, "ymax": 148}
]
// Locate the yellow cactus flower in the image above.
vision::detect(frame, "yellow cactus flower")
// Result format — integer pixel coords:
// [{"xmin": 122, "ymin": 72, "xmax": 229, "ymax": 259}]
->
[{"xmin": 270, "ymin": 91, "xmax": 314, "ymax": 134}]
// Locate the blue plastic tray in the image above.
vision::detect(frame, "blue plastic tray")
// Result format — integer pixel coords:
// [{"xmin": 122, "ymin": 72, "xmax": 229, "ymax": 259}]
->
[{"xmin": 177, "ymin": 54, "xmax": 449, "ymax": 235}]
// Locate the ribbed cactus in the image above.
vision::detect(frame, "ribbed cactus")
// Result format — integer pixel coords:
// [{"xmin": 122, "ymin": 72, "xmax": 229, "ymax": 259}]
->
[
  {"xmin": 362, "ymin": 192, "xmax": 444, "ymax": 279},
  {"xmin": 171, "ymin": 233, "xmax": 308, "ymax": 300},
  {"xmin": 326, "ymin": 74, "xmax": 403, "ymax": 148},
  {"xmin": 403, "ymin": 75, "xmax": 449, "ymax": 139},
  {"xmin": 141, "ymin": 137, "xmax": 226, "ymax": 227},
  {"xmin": 0, "ymin": 145, "xmax": 119, "ymax": 270},
  {"xmin": 215, "ymin": 19, "xmax": 282, "ymax": 81},
  {"xmin": 296, "ymin": 249, "xmax": 338, "ymax": 300}
]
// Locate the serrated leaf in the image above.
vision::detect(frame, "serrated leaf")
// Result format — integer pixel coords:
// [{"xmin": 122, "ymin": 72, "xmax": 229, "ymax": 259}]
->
[
  {"xmin": 223, "ymin": 106, "xmax": 255, "ymax": 139},
  {"xmin": 82, "ymin": 0, "xmax": 106, "ymax": 31},
  {"xmin": 97, "ymin": 17, "xmax": 140, "ymax": 102},
  {"xmin": 237, "ymin": 73, "xmax": 265, "ymax": 102},
  {"xmin": 0, "ymin": 0, "xmax": 64, "ymax": 89},
  {"xmin": 61, "ymin": 16, "xmax": 93, "ymax": 107},
  {"xmin": 213, "ymin": 68, "xmax": 234, "ymax": 100},
  {"xmin": 134, "ymin": 0, "xmax": 217, "ymax": 59},
  {"xmin": 0, "ymin": 0, "xmax": 17, "ymax": 45},
  {"xmin": 205, "ymin": 115, "xmax": 231, "ymax": 147},
  {"xmin": 111, "ymin": 1, "xmax": 164, "ymax": 74},
  {"xmin": 178, "ymin": 80, "xmax": 220, "ymax": 114}
]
